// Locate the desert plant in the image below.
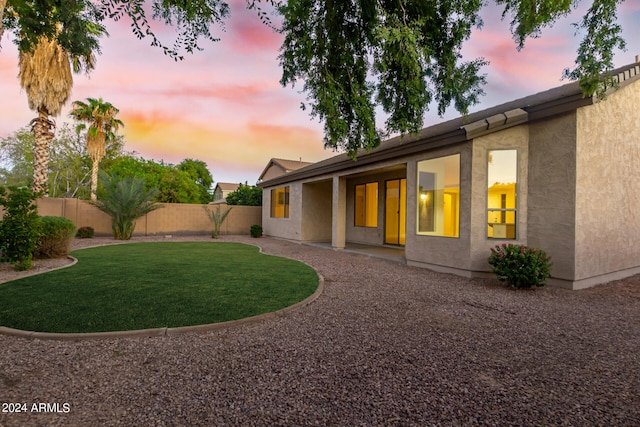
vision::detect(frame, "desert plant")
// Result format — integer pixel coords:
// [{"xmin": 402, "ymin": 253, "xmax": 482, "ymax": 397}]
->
[
  {"xmin": 91, "ymin": 172, "xmax": 161, "ymax": 240},
  {"xmin": 488, "ymin": 243, "xmax": 553, "ymax": 289},
  {"xmin": 34, "ymin": 216, "xmax": 76, "ymax": 258},
  {"xmin": 250, "ymin": 224, "xmax": 263, "ymax": 238},
  {"xmin": 203, "ymin": 205, "xmax": 232, "ymax": 239},
  {"xmin": 0, "ymin": 186, "xmax": 42, "ymax": 270},
  {"xmin": 76, "ymin": 226, "xmax": 95, "ymax": 238}
]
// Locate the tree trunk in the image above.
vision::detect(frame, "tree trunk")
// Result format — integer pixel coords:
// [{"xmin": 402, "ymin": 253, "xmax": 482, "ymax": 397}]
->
[
  {"xmin": 90, "ymin": 157, "xmax": 99, "ymax": 200},
  {"xmin": 30, "ymin": 107, "xmax": 55, "ymax": 196},
  {"xmin": 88, "ymin": 132, "xmax": 106, "ymax": 201}
]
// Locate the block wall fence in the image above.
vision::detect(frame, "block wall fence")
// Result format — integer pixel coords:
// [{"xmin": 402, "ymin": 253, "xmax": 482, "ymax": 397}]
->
[{"xmin": 35, "ymin": 198, "xmax": 262, "ymax": 237}]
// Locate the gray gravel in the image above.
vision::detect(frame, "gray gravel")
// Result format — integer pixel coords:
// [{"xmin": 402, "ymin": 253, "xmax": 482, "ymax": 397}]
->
[{"xmin": 1, "ymin": 235, "xmax": 639, "ymax": 426}]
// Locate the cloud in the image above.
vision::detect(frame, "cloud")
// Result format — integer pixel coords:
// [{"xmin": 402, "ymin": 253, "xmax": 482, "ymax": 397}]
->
[{"xmin": 226, "ymin": 2, "xmax": 283, "ymax": 55}]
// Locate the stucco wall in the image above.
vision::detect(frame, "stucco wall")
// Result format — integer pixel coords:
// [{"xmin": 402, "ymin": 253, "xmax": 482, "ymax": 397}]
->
[
  {"xmin": 36, "ymin": 198, "xmax": 261, "ymax": 236},
  {"xmin": 261, "ymin": 182, "xmax": 303, "ymax": 240},
  {"xmin": 527, "ymin": 112, "xmax": 578, "ymax": 282},
  {"xmin": 405, "ymin": 142, "xmax": 474, "ymax": 272},
  {"xmin": 469, "ymin": 126, "xmax": 529, "ymax": 272},
  {"xmin": 345, "ymin": 169, "xmax": 406, "ymax": 246},
  {"xmin": 574, "ymin": 80, "xmax": 640, "ymax": 282},
  {"xmin": 301, "ymin": 180, "xmax": 332, "ymax": 242}
]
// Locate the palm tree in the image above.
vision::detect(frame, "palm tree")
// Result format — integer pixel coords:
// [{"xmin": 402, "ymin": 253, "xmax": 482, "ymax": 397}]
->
[
  {"xmin": 69, "ymin": 98, "xmax": 124, "ymax": 200},
  {"xmin": 14, "ymin": 1, "xmax": 106, "ymax": 195},
  {"xmin": 92, "ymin": 172, "xmax": 161, "ymax": 240},
  {"xmin": 18, "ymin": 34, "xmax": 74, "ymax": 195}
]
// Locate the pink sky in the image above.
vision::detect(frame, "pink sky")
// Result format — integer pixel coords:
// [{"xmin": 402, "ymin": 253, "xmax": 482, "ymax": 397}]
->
[{"xmin": 1, "ymin": 2, "xmax": 639, "ymax": 184}]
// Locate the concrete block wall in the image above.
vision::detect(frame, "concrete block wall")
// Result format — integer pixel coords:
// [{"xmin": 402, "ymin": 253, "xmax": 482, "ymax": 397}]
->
[{"xmin": 35, "ymin": 198, "xmax": 261, "ymax": 237}]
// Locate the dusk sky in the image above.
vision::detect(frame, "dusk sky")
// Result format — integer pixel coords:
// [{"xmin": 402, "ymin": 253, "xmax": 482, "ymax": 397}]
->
[{"xmin": 1, "ymin": 2, "xmax": 639, "ymax": 185}]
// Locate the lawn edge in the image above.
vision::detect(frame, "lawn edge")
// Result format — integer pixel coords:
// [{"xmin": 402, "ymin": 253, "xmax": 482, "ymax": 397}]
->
[{"xmin": 0, "ymin": 242, "xmax": 324, "ymax": 341}]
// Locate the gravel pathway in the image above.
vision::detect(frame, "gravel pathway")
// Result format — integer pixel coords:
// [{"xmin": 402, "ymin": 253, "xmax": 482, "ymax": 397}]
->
[{"xmin": 1, "ymin": 236, "xmax": 639, "ymax": 426}]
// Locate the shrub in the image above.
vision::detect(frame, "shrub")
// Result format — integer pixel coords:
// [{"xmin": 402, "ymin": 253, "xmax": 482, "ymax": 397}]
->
[
  {"xmin": 250, "ymin": 224, "xmax": 263, "ymax": 238},
  {"xmin": 76, "ymin": 226, "xmax": 95, "ymax": 238},
  {"xmin": 203, "ymin": 205, "xmax": 232, "ymax": 239},
  {"xmin": 34, "ymin": 216, "xmax": 76, "ymax": 259},
  {"xmin": 91, "ymin": 172, "xmax": 161, "ymax": 240},
  {"xmin": 0, "ymin": 186, "xmax": 42, "ymax": 271},
  {"xmin": 488, "ymin": 243, "xmax": 553, "ymax": 289}
]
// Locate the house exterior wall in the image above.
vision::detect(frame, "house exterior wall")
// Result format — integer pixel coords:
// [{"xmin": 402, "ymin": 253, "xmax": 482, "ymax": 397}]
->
[
  {"xmin": 345, "ymin": 169, "xmax": 406, "ymax": 246},
  {"xmin": 261, "ymin": 164, "xmax": 286, "ymax": 182},
  {"xmin": 469, "ymin": 125, "xmax": 529, "ymax": 272},
  {"xmin": 573, "ymin": 81, "xmax": 640, "ymax": 286},
  {"xmin": 527, "ymin": 112, "xmax": 578, "ymax": 284},
  {"xmin": 405, "ymin": 142, "xmax": 474, "ymax": 273},
  {"xmin": 261, "ymin": 182, "xmax": 303, "ymax": 240},
  {"xmin": 301, "ymin": 180, "xmax": 333, "ymax": 242}
]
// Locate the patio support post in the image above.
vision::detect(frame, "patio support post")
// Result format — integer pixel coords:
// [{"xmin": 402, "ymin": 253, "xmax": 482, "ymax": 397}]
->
[{"xmin": 332, "ymin": 175, "xmax": 346, "ymax": 249}]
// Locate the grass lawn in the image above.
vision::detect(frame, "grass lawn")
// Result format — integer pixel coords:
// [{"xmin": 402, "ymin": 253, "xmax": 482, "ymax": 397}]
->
[{"xmin": 0, "ymin": 242, "xmax": 319, "ymax": 334}]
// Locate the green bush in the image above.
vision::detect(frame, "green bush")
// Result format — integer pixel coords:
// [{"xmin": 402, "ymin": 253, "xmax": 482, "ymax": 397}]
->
[
  {"xmin": 488, "ymin": 243, "xmax": 552, "ymax": 289},
  {"xmin": 0, "ymin": 186, "xmax": 42, "ymax": 271},
  {"xmin": 250, "ymin": 224, "xmax": 263, "ymax": 238},
  {"xmin": 34, "ymin": 216, "xmax": 76, "ymax": 259},
  {"xmin": 76, "ymin": 226, "xmax": 95, "ymax": 238},
  {"xmin": 91, "ymin": 172, "xmax": 161, "ymax": 240}
]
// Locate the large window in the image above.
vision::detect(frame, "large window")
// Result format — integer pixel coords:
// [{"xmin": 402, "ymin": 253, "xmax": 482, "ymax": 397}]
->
[
  {"xmin": 270, "ymin": 186, "xmax": 290, "ymax": 218},
  {"xmin": 354, "ymin": 182, "xmax": 378, "ymax": 227},
  {"xmin": 417, "ymin": 154, "xmax": 460, "ymax": 237},
  {"xmin": 487, "ymin": 150, "xmax": 517, "ymax": 239}
]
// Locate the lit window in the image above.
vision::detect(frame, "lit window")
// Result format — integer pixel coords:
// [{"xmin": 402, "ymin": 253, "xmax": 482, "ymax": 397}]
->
[
  {"xmin": 417, "ymin": 154, "xmax": 460, "ymax": 237},
  {"xmin": 270, "ymin": 186, "xmax": 289, "ymax": 218},
  {"xmin": 355, "ymin": 182, "xmax": 378, "ymax": 227},
  {"xmin": 487, "ymin": 150, "xmax": 517, "ymax": 239}
]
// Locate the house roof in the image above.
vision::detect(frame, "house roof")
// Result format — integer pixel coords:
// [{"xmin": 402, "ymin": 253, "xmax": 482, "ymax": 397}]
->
[
  {"xmin": 258, "ymin": 57, "xmax": 640, "ymax": 188},
  {"xmin": 258, "ymin": 158, "xmax": 314, "ymax": 181},
  {"xmin": 215, "ymin": 182, "xmax": 240, "ymax": 192}
]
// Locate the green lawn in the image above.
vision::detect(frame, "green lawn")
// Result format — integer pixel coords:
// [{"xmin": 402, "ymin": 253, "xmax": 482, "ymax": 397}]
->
[{"xmin": 0, "ymin": 242, "xmax": 319, "ymax": 334}]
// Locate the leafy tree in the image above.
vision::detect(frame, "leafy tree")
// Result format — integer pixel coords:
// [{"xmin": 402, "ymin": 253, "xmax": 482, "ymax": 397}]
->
[
  {"xmin": 9, "ymin": 1, "xmax": 107, "ymax": 194},
  {"xmin": 0, "ymin": 186, "xmax": 42, "ymax": 271},
  {"xmin": 69, "ymin": 97, "xmax": 124, "ymax": 200},
  {"xmin": 91, "ymin": 171, "xmax": 161, "ymax": 240},
  {"xmin": 225, "ymin": 182, "xmax": 262, "ymax": 206},
  {"xmin": 177, "ymin": 158, "xmax": 214, "ymax": 204},
  {"xmin": 278, "ymin": 0, "xmax": 629, "ymax": 155},
  {"xmin": 106, "ymin": 156, "xmax": 203, "ymax": 203},
  {"xmin": 2, "ymin": 0, "xmax": 632, "ymax": 159},
  {"xmin": 0, "ymin": 123, "xmax": 126, "ymax": 198}
]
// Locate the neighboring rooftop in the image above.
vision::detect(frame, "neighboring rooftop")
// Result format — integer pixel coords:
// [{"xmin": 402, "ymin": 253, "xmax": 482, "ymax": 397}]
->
[{"xmin": 259, "ymin": 158, "xmax": 314, "ymax": 182}]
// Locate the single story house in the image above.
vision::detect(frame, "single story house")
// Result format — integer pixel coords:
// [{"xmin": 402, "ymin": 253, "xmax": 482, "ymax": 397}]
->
[
  {"xmin": 212, "ymin": 182, "xmax": 239, "ymax": 203},
  {"xmin": 258, "ymin": 57, "xmax": 640, "ymax": 289},
  {"xmin": 259, "ymin": 158, "xmax": 314, "ymax": 182}
]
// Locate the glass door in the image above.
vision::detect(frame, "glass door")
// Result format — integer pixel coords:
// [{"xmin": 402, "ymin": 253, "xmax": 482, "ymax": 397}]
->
[{"xmin": 385, "ymin": 179, "xmax": 406, "ymax": 245}]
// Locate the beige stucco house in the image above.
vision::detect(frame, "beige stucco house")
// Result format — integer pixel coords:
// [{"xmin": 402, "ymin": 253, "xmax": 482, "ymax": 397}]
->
[
  {"xmin": 212, "ymin": 182, "xmax": 239, "ymax": 203},
  {"xmin": 258, "ymin": 58, "xmax": 640, "ymax": 290},
  {"xmin": 259, "ymin": 158, "xmax": 314, "ymax": 182}
]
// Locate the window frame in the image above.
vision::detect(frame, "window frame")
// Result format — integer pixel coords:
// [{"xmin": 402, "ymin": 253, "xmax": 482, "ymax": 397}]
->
[
  {"xmin": 486, "ymin": 149, "xmax": 518, "ymax": 240},
  {"xmin": 416, "ymin": 153, "xmax": 461, "ymax": 238},
  {"xmin": 270, "ymin": 186, "xmax": 290, "ymax": 218},
  {"xmin": 354, "ymin": 182, "xmax": 379, "ymax": 228}
]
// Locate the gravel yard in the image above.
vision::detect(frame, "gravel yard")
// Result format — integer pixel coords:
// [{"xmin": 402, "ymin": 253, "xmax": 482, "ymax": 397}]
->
[{"xmin": 1, "ymin": 235, "xmax": 639, "ymax": 426}]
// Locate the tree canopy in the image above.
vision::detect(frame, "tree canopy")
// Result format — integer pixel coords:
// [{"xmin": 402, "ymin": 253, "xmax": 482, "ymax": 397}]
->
[{"xmin": 1, "ymin": 0, "xmax": 631, "ymax": 158}]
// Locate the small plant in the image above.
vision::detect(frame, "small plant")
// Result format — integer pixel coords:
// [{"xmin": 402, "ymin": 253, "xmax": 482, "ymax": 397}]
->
[
  {"xmin": 203, "ymin": 205, "xmax": 232, "ymax": 239},
  {"xmin": 91, "ymin": 172, "xmax": 161, "ymax": 240},
  {"xmin": 250, "ymin": 224, "xmax": 263, "ymax": 238},
  {"xmin": 488, "ymin": 243, "xmax": 553, "ymax": 289},
  {"xmin": 76, "ymin": 226, "xmax": 95, "ymax": 238},
  {"xmin": 0, "ymin": 186, "xmax": 42, "ymax": 271},
  {"xmin": 34, "ymin": 216, "xmax": 76, "ymax": 259}
]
